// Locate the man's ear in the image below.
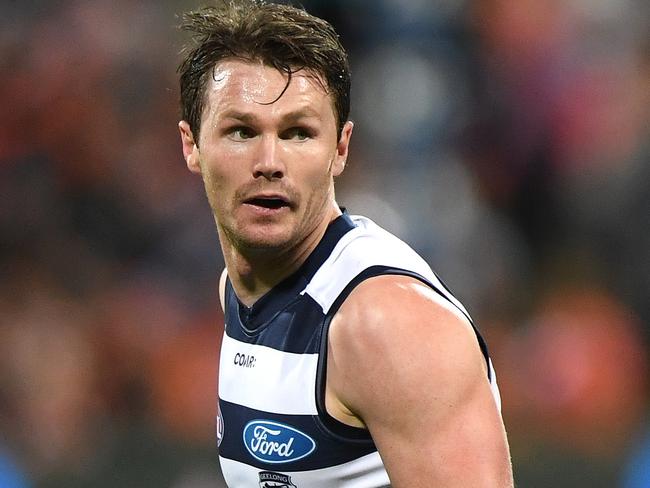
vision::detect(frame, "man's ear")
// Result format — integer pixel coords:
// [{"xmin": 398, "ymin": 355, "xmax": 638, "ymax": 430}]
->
[
  {"xmin": 332, "ymin": 120, "xmax": 354, "ymax": 177},
  {"xmin": 179, "ymin": 120, "xmax": 201, "ymax": 174}
]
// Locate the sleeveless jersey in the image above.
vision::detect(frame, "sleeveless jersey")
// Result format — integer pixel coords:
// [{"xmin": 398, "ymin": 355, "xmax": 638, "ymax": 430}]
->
[{"xmin": 218, "ymin": 213, "xmax": 501, "ymax": 487}]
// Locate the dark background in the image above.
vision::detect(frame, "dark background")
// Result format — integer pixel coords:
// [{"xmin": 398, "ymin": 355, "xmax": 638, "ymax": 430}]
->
[{"xmin": 1, "ymin": 1, "xmax": 649, "ymax": 486}]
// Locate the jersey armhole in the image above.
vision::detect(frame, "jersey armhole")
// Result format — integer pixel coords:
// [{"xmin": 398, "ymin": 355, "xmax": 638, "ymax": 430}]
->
[
  {"xmin": 223, "ymin": 277, "xmax": 234, "ymax": 331},
  {"xmin": 314, "ymin": 265, "xmax": 492, "ymax": 441}
]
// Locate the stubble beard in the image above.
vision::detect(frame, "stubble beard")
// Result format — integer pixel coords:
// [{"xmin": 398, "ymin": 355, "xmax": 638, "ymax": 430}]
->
[{"xmin": 207, "ymin": 175, "xmax": 335, "ymax": 260}]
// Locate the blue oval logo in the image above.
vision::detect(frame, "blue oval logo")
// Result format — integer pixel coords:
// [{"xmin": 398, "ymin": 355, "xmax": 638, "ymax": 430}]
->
[{"xmin": 243, "ymin": 420, "xmax": 316, "ymax": 464}]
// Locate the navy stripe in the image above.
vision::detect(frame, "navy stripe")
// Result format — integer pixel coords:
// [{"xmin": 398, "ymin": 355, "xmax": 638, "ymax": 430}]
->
[
  {"xmin": 219, "ymin": 399, "xmax": 377, "ymax": 471},
  {"xmin": 225, "ymin": 293, "xmax": 326, "ymax": 354}
]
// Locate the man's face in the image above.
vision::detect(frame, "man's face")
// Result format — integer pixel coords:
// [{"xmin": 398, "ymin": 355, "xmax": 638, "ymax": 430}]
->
[{"xmin": 180, "ymin": 60, "xmax": 353, "ymax": 253}]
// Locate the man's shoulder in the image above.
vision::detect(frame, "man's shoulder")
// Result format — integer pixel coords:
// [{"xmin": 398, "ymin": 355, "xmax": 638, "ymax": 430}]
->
[
  {"xmin": 326, "ymin": 274, "xmax": 486, "ymax": 418},
  {"xmin": 331, "ymin": 274, "xmax": 474, "ymax": 346}
]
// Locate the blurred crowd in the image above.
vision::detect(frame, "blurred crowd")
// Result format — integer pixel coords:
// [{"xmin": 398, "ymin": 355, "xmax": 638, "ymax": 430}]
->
[{"xmin": 0, "ymin": 0, "xmax": 648, "ymax": 487}]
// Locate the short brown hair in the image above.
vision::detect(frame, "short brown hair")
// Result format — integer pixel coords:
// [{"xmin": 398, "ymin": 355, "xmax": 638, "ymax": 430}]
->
[{"xmin": 178, "ymin": 0, "xmax": 351, "ymax": 142}]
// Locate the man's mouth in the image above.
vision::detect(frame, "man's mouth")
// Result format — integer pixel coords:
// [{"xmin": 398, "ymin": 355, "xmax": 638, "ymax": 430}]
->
[{"xmin": 244, "ymin": 196, "xmax": 290, "ymax": 209}]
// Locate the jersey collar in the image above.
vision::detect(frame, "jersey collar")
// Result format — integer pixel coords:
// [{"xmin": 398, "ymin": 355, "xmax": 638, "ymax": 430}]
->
[{"xmin": 233, "ymin": 210, "xmax": 356, "ymax": 331}]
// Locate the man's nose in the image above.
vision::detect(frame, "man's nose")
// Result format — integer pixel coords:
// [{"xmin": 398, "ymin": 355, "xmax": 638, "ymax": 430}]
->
[{"xmin": 252, "ymin": 135, "xmax": 285, "ymax": 180}]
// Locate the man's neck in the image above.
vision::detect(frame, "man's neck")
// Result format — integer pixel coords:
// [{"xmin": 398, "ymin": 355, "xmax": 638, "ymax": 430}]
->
[{"xmin": 221, "ymin": 207, "xmax": 341, "ymax": 307}]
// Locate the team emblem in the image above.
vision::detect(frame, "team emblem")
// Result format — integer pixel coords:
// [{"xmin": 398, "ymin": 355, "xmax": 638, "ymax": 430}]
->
[{"xmin": 258, "ymin": 471, "xmax": 297, "ymax": 488}]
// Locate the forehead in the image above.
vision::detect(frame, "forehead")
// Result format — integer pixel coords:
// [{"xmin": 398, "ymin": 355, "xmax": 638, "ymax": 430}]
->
[{"xmin": 202, "ymin": 59, "xmax": 334, "ymax": 120}]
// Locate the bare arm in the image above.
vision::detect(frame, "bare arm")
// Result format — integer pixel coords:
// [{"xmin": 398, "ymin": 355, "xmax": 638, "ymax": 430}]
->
[{"xmin": 326, "ymin": 275, "xmax": 513, "ymax": 487}]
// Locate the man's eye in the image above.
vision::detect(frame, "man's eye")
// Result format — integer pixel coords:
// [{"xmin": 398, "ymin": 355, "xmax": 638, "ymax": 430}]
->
[
  {"xmin": 282, "ymin": 127, "xmax": 311, "ymax": 141},
  {"xmin": 229, "ymin": 127, "xmax": 255, "ymax": 140}
]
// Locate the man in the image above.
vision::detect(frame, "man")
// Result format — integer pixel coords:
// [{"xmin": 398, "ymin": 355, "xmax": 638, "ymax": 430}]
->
[{"xmin": 177, "ymin": 1, "xmax": 513, "ymax": 486}]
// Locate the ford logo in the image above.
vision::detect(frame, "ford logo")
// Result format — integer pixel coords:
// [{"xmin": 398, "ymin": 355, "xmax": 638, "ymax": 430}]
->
[{"xmin": 243, "ymin": 420, "xmax": 316, "ymax": 464}]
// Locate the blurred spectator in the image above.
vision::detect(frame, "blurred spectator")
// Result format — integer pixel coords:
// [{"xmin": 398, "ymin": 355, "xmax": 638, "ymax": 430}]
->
[{"xmin": 494, "ymin": 284, "xmax": 647, "ymax": 486}]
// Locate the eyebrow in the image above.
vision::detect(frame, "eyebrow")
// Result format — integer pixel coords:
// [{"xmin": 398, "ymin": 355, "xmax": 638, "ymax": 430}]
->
[{"xmin": 220, "ymin": 107, "xmax": 323, "ymax": 124}]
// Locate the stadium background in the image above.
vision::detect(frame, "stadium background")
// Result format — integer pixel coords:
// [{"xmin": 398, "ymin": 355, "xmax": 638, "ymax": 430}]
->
[{"xmin": 1, "ymin": 0, "xmax": 648, "ymax": 486}]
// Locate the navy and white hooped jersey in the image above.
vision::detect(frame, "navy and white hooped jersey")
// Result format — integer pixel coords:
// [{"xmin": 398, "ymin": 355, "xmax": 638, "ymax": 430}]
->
[{"xmin": 218, "ymin": 212, "xmax": 501, "ymax": 487}]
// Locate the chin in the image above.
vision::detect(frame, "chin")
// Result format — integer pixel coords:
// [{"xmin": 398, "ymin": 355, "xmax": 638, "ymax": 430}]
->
[{"xmin": 234, "ymin": 228, "xmax": 296, "ymax": 252}]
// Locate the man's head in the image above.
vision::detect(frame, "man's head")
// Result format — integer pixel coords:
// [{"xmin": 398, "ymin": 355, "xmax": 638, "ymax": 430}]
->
[
  {"xmin": 177, "ymin": 1, "xmax": 354, "ymax": 256},
  {"xmin": 178, "ymin": 0, "xmax": 351, "ymax": 143}
]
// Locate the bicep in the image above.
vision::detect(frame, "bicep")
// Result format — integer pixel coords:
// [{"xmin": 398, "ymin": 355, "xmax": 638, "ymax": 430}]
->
[
  {"xmin": 330, "ymin": 277, "xmax": 512, "ymax": 487},
  {"xmin": 367, "ymin": 355, "xmax": 510, "ymax": 487}
]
